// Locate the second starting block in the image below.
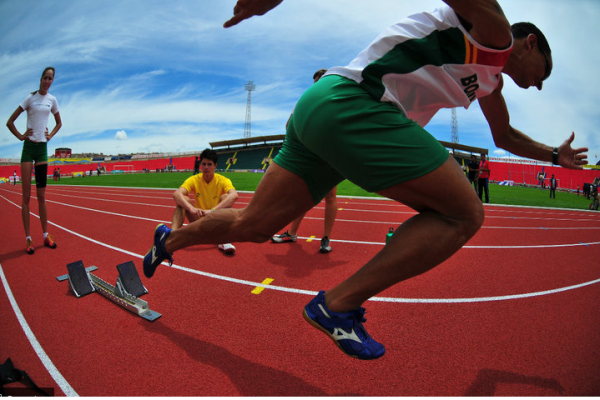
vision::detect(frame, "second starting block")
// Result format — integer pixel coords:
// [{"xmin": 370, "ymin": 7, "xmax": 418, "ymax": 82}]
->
[{"xmin": 57, "ymin": 260, "xmax": 161, "ymax": 321}]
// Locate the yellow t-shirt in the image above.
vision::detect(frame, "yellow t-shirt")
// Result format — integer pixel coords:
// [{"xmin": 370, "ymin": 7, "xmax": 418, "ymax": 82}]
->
[{"xmin": 180, "ymin": 173, "xmax": 235, "ymax": 210}]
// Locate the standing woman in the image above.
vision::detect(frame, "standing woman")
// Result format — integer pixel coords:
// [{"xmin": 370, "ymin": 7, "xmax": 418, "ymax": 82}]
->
[{"xmin": 6, "ymin": 67, "xmax": 62, "ymax": 254}]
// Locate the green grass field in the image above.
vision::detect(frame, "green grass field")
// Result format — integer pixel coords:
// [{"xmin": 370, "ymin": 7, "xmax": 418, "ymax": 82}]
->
[{"xmin": 47, "ymin": 171, "xmax": 595, "ymax": 211}]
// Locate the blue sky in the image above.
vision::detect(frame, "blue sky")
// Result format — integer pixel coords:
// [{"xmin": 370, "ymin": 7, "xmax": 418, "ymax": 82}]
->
[{"xmin": 1, "ymin": 0, "xmax": 599, "ymax": 164}]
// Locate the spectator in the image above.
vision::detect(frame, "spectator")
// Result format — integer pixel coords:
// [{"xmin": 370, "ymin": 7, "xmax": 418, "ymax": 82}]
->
[
  {"xmin": 194, "ymin": 156, "xmax": 200, "ymax": 175},
  {"xmin": 549, "ymin": 174, "xmax": 557, "ymax": 198},
  {"xmin": 478, "ymin": 154, "xmax": 491, "ymax": 203},
  {"xmin": 467, "ymin": 154, "xmax": 479, "ymax": 194}
]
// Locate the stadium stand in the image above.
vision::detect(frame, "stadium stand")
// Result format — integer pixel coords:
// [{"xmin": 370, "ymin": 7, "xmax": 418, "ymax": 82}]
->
[
  {"xmin": 1, "ymin": 134, "xmax": 598, "ymax": 192},
  {"xmin": 210, "ymin": 135, "xmax": 285, "ymax": 171}
]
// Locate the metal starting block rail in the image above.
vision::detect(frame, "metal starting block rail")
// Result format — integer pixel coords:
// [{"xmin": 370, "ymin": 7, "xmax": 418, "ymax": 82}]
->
[{"xmin": 57, "ymin": 260, "xmax": 161, "ymax": 322}]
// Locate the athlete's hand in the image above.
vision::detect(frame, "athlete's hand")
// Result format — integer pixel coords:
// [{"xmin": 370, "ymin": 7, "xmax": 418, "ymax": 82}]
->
[
  {"xmin": 223, "ymin": 0, "xmax": 283, "ymax": 28},
  {"xmin": 558, "ymin": 131, "xmax": 588, "ymax": 170},
  {"xmin": 200, "ymin": 208, "xmax": 214, "ymax": 217},
  {"xmin": 45, "ymin": 127, "xmax": 52, "ymax": 142},
  {"xmin": 21, "ymin": 128, "xmax": 34, "ymax": 141}
]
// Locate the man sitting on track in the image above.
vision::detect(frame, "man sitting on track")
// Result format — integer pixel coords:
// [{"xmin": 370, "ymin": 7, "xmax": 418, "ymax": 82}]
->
[
  {"xmin": 170, "ymin": 148, "xmax": 239, "ymax": 255},
  {"xmin": 144, "ymin": 0, "xmax": 588, "ymax": 360}
]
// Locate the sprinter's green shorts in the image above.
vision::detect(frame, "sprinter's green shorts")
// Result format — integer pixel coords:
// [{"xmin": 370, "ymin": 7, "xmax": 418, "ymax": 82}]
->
[
  {"xmin": 21, "ymin": 140, "xmax": 48, "ymax": 163},
  {"xmin": 273, "ymin": 75, "xmax": 449, "ymax": 205}
]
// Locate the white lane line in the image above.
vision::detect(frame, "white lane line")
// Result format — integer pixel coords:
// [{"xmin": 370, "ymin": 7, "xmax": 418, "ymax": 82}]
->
[
  {"xmin": 0, "ymin": 261, "xmax": 78, "ymax": 397},
  {"xmin": 370, "ymin": 278, "xmax": 600, "ymax": 303},
  {"xmin": 3, "ymin": 189, "xmax": 599, "ymax": 234},
  {"xmin": 2, "ymin": 194, "xmax": 599, "ymax": 305}
]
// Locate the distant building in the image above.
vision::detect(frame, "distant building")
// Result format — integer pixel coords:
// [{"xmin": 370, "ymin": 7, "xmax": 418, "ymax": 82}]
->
[{"xmin": 55, "ymin": 147, "xmax": 72, "ymax": 158}]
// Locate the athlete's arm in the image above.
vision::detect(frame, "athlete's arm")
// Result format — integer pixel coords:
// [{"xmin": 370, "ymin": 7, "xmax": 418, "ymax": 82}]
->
[
  {"xmin": 224, "ymin": 0, "xmax": 283, "ymax": 28},
  {"xmin": 46, "ymin": 111, "xmax": 62, "ymax": 142},
  {"xmin": 173, "ymin": 187, "xmax": 202, "ymax": 218},
  {"xmin": 479, "ymin": 77, "xmax": 588, "ymax": 169},
  {"xmin": 215, "ymin": 188, "xmax": 239, "ymax": 210},
  {"xmin": 6, "ymin": 106, "xmax": 31, "ymax": 141}
]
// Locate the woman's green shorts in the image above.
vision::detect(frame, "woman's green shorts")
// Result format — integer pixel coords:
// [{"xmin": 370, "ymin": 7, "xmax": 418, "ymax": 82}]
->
[
  {"xmin": 273, "ymin": 75, "xmax": 449, "ymax": 204},
  {"xmin": 21, "ymin": 140, "xmax": 48, "ymax": 163}
]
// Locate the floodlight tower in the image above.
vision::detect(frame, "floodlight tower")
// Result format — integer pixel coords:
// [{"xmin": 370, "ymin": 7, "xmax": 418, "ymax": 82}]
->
[
  {"xmin": 451, "ymin": 108, "xmax": 459, "ymax": 144},
  {"xmin": 244, "ymin": 81, "xmax": 256, "ymax": 139}
]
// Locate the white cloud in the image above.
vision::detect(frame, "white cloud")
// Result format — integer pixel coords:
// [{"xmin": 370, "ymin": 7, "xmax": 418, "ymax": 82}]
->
[{"xmin": 115, "ymin": 130, "xmax": 128, "ymax": 141}]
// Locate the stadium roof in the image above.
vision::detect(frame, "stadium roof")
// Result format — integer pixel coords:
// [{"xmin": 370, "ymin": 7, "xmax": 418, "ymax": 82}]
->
[
  {"xmin": 209, "ymin": 134, "xmax": 487, "ymax": 156},
  {"xmin": 210, "ymin": 135, "xmax": 286, "ymax": 149},
  {"xmin": 439, "ymin": 140, "xmax": 488, "ymax": 155}
]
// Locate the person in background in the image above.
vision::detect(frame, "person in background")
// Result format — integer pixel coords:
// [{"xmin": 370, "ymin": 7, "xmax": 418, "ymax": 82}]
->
[
  {"xmin": 549, "ymin": 174, "xmax": 557, "ymax": 198},
  {"xmin": 6, "ymin": 66, "xmax": 62, "ymax": 255},
  {"xmin": 467, "ymin": 154, "xmax": 479, "ymax": 194},
  {"xmin": 478, "ymin": 154, "xmax": 491, "ymax": 203},
  {"xmin": 170, "ymin": 148, "xmax": 239, "ymax": 255},
  {"xmin": 271, "ymin": 69, "xmax": 338, "ymax": 253},
  {"xmin": 193, "ymin": 156, "xmax": 200, "ymax": 175}
]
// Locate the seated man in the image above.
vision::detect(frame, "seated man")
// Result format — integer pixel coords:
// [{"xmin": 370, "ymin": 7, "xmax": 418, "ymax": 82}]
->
[{"xmin": 171, "ymin": 149, "xmax": 239, "ymax": 254}]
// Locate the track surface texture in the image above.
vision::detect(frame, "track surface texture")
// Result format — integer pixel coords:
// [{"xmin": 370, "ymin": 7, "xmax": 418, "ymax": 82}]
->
[{"xmin": 1, "ymin": 183, "xmax": 599, "ymax": 396}]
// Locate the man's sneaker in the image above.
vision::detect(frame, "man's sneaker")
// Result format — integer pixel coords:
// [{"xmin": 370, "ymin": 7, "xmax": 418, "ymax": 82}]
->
[
  {"xmin": 303, "ymin": 291, "xmax": 385, "ymax": 360},
  {"xmin": 319, "ymin": 236, "xmax": 332, "ymax": 253},
  {"xmin": 143, "ymin": 224, "xmax": 173, "ymax": 278},
  {"xmin": 26, "ymin": 239, "xmax": 35, "ymax": 255},
  {"xmin": 271, "ymin": 231, "xmax": 297, "ymax": 243},
  {"xmin": 44, "ymin": 234, "xmax": 57, "ymax": 249},
  {"xmin": 218, "ymin": 243, "xmax": 236, "ymax": 255}
]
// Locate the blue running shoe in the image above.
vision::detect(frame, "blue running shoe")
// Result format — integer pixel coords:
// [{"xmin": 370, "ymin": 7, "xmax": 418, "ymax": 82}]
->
[
  {"xmin": 303, "ymin": 291, "xmax": 385, "ymax": 360},
  {"xmin": 143, "ymin": 224, "xmax": 173, "ymax": 278}
]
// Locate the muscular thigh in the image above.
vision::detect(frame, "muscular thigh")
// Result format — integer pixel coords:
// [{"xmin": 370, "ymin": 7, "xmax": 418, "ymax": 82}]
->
[
  {"xmin": 377, "ymin": 156, "xmax": 482, "ymax": 219},
  {"xmin": 241, "ymin": 163, "xmax": 316, "ymax": 235}
]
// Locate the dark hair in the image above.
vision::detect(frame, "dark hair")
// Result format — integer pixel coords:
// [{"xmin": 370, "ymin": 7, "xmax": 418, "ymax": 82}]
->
[
  {"xmin": 41, "ymin": 66, "xmax": 55, "ymax": 79},
  {"xmin": 313, "ymin": 69, "xmax": 327, "ymax": 81},
  {"xmin": 511, "ymin": 22, "xmax": 552, "ymax": 80},
  {"xmin": 200, "ymin": 148, "xmax": 218, "ymax": 165}
]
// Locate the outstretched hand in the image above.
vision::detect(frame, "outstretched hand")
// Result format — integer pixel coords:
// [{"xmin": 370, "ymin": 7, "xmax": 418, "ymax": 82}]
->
[
  {"xmin": 223, "ymin": 0, "xmax": 283, "ymax": 28},
  {"xmin": 558, "ymin": 132, "xmax": 588, "ymax": 170}
]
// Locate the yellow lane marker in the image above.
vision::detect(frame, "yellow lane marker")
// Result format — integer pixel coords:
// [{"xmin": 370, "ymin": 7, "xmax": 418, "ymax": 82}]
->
[
  {"xmin": 338, "ymin": 208, "xmax": 343, "ymax": 211},
  {"xmin": 251, "ymin": 278, "xmax": 274, "ymax": 295},
  {"xmin": 306, "ymin": 235, "xmax": 316, "ymax": 243}
]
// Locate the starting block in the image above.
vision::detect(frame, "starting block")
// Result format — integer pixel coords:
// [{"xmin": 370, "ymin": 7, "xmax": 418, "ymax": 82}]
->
[{"xmin": 57, "ymin": 260, "xmax": 161, "ymax": 321}]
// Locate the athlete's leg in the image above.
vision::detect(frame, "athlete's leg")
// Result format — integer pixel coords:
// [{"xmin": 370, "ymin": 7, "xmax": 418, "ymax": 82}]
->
[
  {"xmin": 324, "ymin": 157, "xmax": 484, "ymax": 312},
  {"xmin": 34, "ymin": 162, "xmax": 49, "ymax": 233},
  {"xmin": 483, "ymin": 178, "xmax": 490, "ymax": 203},
  {"xmin": 171, "ymin": 198, "xmax": 196, "ymax": 230},
  {"xmin": 20, "ymin": 162, "xmax": 33, "ymax": 237},
  {"xmin": 287, "ymin": 213, "xmax": 305, "ymax": 236},
  {"xmin": 163, "ymin": 163, "xmax": 315, "ymax": 253},
  {"xmin": 323, "ymin": 187, "xmax": 337, "ymax": 238}
]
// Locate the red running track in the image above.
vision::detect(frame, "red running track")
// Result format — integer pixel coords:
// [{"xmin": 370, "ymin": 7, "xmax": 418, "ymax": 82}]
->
[{"xmin": 1, "ymin": 183, "xmax": 599, "ymax": 396}]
